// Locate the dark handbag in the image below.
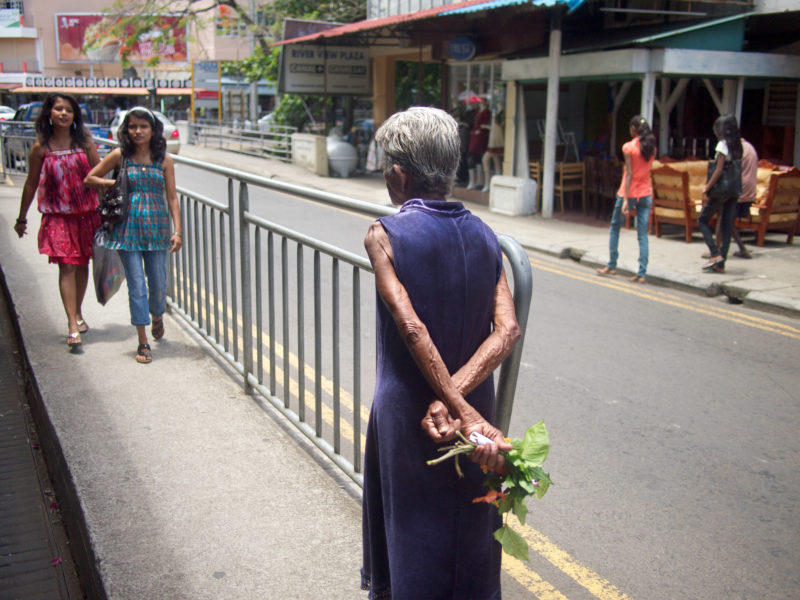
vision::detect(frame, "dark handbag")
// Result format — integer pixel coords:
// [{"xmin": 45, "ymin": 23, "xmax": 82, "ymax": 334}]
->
[
  {"xmin": 98, "ymin": 158, "xmax": 129, "ymax": 225},
  {"xmin": 706, "ymin": 157, "xmax": 742, "ymax": 199},
  {"xmin": 92, "ymin": 228, "xmax": 125, "ymax": 305}
]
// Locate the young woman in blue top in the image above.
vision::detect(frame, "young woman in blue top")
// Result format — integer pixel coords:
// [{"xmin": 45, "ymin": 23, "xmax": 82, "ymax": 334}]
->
[{"xmin": 85, "ymin": 107, "xmax": 182, "ymax": 363}]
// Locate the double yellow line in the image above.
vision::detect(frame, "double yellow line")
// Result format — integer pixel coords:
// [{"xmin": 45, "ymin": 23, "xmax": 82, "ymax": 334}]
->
[{"xmin": 528, "ymin": 255, "xmax": 800, "ymax": 340}]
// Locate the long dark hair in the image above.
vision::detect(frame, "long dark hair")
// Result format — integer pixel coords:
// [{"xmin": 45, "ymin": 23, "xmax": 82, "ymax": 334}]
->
[
  {"xmin": 117, "ymin": 107, "xmax": 166, "ymax": 163},
  {"xmin": 629, "ymin": 115, "xmax": 656, "ymax": 161},
  {"xmin": 712, "ymin": 114, "xmax": 743, "ymax": 160},
  {"xmin": 35, "ymin": 93, "xmax": 91, "ymax": 150}
]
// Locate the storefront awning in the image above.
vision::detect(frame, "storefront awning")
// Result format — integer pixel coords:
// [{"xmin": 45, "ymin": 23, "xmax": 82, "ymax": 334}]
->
[{"xmin": 272, "ymin": 0, "xmax": 582, "ymax": 46}]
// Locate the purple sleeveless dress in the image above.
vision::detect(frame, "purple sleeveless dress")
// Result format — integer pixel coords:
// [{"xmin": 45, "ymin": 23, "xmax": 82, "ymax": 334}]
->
[{"xmin": 361, "ymin": 199, "xmax": 503, "ymax": 600}]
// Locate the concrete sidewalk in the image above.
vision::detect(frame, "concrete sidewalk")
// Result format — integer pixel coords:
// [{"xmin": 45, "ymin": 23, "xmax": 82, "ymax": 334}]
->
[
  {"xmin": 177, "ymin": 143, "xmax": 800, "ymax": 319},
  {"xmin": 0, "ymin": 179, "xmax": 363, "ymax": 599}
]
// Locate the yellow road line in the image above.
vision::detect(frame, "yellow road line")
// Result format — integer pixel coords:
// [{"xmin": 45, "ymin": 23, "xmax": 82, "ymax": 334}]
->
[
  {"xmin": 502, "ymin": 553, "xmax": 570, "ymax": 599},
  {"xmin": 528, "ymin": 256, "xmax": 800, "ymax": 340},
  {"xmin": 516, "ymin": 524, "xmax": 633, "ymax": 600}
]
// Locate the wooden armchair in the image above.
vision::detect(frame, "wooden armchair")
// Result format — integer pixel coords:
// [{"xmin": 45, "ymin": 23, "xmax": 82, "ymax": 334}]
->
[
  {"xmin": 736, "ymin": 169, "xmax": 800, "ymax": 246},
  {"xmin": 650, "ymin": 164, "xmax": 702, "ymax": 243},
  {"xmin": 554, "ymin": 162, "xmax": 585, "ymax": 213}
]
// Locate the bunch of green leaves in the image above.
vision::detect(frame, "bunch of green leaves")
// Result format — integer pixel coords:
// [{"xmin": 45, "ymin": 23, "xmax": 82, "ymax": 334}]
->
[{"xmin": 426, "ymin": 421, "xmax": 552, "ymax": 561}]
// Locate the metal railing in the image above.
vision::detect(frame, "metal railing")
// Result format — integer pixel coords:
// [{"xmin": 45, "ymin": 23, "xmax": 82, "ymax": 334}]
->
[
  {"xmin": 0, "ymin": 128, "xmax": 533, "ymax": 488},
  {"xmin": 187, "ymin": 121, "xmax": 297, "ymax": 162},
  {"xmin": 168, "ymin": 154, "xmax": 532, "ymax": 487}
]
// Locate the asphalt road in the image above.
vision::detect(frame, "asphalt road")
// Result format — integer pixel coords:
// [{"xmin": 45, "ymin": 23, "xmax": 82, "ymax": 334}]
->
[{"xmin": 176, "ymin": 163, "xmax": 800, "ymax": 600}]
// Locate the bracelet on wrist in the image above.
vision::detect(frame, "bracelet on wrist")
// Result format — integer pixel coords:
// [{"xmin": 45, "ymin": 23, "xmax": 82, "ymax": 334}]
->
[
  {"xmin": 172, "ymin": 231, "xmax": 182, "ymax": 237},
  {"xmin": 16, "ymin": 218, "xmax": 27, "ymax": 224}
]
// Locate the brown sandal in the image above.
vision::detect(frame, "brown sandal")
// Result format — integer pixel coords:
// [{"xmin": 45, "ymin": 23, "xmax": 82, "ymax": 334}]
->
[
  {"xmin": 628, "ymin": 275, "xmax": 646, "ymax": 283},
  {"xmin": 136, "ymin": 343, "xmax": 152, "ymax": 364},
  {"xmin": 596, "ymin": 267, "xmax": 616, "ymax": 276}
]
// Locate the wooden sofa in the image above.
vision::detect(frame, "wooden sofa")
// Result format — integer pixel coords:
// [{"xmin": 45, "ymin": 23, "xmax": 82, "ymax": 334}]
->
[
  {"xmin": 735, "ymin": 168, "xmax": 800, "ymax": 246},
  {"xmin": 650, "ymin": 159, "xmax": 792, "ymax": 243}
]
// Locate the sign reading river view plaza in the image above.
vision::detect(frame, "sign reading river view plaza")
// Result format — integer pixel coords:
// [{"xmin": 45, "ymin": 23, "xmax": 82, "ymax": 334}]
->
[{"xmin": 281, "ymin": 45, "xmax": 370, "ymax": 95}]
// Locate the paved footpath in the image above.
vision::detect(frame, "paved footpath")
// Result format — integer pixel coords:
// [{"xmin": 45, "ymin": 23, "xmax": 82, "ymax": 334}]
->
[
  {"xmin": 0, "ymin": 142, "xmax": 797, "ymax": 599},
  {"xmin": 0, "ymin": 176, "xmax": 363, "ymax": 599}
]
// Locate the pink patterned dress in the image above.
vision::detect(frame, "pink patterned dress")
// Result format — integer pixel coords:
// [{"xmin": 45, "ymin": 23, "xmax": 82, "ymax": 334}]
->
[{"xmin": 36, "ymin": 147, "xmax": 101, "ymax": 265}]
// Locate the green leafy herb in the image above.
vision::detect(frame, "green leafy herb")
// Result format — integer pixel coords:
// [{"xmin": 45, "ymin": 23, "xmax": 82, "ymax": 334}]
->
[{"xmin": 426, "ymin": 421, "xmax": 553, "ymax": 561}]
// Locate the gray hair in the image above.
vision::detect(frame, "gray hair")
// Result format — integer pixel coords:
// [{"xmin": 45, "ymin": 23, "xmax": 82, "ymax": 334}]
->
[{"xmin": 375, "ymin": 107, "xmax": 460, "ymax": 197}]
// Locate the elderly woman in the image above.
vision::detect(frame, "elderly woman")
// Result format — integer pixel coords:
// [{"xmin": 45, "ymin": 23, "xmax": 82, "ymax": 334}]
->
[{"xmin": 361, "ymin": 107, "xmax": 521, "ymax": 600}]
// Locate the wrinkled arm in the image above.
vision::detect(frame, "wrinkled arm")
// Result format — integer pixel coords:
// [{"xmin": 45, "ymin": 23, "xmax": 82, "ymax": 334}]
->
[
  {"xmin": 450, "ymin": 269, "xmax": 520, "ymax": 397},
  {"xmin": 365, "ymin": 222, "xmax": 511, "ymax": 466}
]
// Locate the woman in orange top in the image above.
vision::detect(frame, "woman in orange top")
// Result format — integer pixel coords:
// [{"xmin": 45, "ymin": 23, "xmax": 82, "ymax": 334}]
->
[{"xmin": 597, "ymin": 115, "xmax": 656, "ymax": 283}]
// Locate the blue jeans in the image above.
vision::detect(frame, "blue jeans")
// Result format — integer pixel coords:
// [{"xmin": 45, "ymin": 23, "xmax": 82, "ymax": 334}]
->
[
  {"xmin": 118, "ymin": 250, "xmax": 167, "ymax": 327},
  {"xmin": 608, "ymin": 195, "xmax": 651, "ymax": 278}
]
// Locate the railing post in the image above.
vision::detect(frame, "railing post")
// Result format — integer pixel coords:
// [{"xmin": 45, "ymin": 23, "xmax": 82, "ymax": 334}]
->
[
  {"xmin": 238, "ymin": 181, "xmax": 253, "ymax": 392},
  {"xmin": 495, "ymin": 235, "xmax": 533, "ymax": 434}
]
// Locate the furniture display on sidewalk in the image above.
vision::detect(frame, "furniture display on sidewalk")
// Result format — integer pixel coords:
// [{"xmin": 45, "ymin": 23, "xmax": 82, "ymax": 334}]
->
[
  {"xmin": 650, "ymin": 163, "xmax": 702, "ymax": 243},
  {"xmin": 736, "ymin": 168, "xmax": 800, "ymax": 246}
]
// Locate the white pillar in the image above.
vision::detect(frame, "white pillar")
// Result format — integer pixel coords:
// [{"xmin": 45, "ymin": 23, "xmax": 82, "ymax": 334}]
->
[
  {"xmin": 610, "ymin": 80, "xmax": 633, "ymax": 158},
  {"xmin": 656, "ymin": 77, "xmax": 689, "ymax": 157},
  {"xmin": 541, "ymin": 12, "xmax": 563, "ymax": 219},
  {"xmin": 511, "ymin": 82, "xmax": 530, "ymax": 179},
  {"xmin": 640, "ymin": 70, "xmax": 655, "ymax": 126},
  {"xmin": 735, "ymin": 77, "xmax": 745, "ymax": 124},
  {"xmin": 722, "ymin": 78, "xmax": 738, "ymax": 115}
]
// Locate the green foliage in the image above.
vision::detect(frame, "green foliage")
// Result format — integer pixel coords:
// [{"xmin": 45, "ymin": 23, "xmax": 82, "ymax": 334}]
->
[
  {"xmin": 395, "ymin": 61, "xmax": 442, "ymax": 110},
  {"xmin": 427, "ymin": 421, "xmax": 553, "ymax": 562},
  {"xmin": 493, "ymin": 525, "xmax": 529, "ymax": 562},
  {"xmin": 221, "ymin": 46, "xmax": 281, "ymax": 83},
  {"xmin": 272, "ymin": 94, "xmax": 332, "ymax": 130}
]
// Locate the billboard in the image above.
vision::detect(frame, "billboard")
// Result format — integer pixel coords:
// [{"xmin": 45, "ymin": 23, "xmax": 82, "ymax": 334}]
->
[
  {"xmin": 56, "ymin": 13, "xmax": 188, "ymax": 64},
  {"xmin": 281, "ymin": 45, "xmax": 370, "ymax": 95}
]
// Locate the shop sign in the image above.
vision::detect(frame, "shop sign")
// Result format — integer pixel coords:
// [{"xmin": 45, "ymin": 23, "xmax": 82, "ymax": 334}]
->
[
  {"xmin": 25, "ymin": 75, "xmax": 190, "ymax": 89},
  {"xmin": 55, "ymin": 13, "xmax": 188, "ymax": 64},
  {"xmin": 281, "ymin": 45, "xmax": 370, "ymax": 95},
  {"xmin": 449, "ymin": 37, "xmax": 476, "ymax": 61}
]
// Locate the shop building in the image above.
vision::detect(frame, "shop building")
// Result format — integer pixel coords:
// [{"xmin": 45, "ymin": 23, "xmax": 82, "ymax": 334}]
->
[{"xmin": 276, "ymin": 0, "xmax": 800, "ymax": 217}]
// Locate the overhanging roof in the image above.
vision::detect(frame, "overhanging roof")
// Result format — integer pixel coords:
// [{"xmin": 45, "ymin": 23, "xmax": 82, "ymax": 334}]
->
[{"xmin": 271, "ymin": 0, "xmax": 580, "ymax": 46}]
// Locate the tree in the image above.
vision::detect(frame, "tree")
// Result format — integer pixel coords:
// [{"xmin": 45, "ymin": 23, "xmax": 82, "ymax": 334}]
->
[{"xmin": 99, "ymin": 0, "xmax": 365, "ymax": 70}]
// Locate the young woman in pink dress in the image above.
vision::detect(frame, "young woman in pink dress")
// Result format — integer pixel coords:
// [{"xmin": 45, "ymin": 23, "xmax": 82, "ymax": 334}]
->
[{"xmin": 13, "ymin": 93, "xmax": 102, "ymax": 347}]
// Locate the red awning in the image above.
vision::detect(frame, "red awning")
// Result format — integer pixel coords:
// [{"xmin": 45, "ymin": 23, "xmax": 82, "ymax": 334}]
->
[{"xmin": 271, "ymin": 0, "xmax": 498, "ymax": 46}]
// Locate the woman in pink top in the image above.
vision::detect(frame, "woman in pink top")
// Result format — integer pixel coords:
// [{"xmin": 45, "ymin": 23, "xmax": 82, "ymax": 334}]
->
[
  {"xmin": 597, "ymin": 115, "xmax": 656, "ymax": 283},
  {"xmin": 13, "ymin": 93, "xmax": 101, "ymax": 347}
]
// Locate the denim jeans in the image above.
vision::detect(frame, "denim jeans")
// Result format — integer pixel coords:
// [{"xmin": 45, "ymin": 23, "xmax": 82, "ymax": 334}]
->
[
  {"xmin": 608, "ymin": 195, "xmax": 651, "ymax": 278},
  {"xmin": 698, "ymin": 195, "xmax": 737, "ymax": 263},
  {"xmin": 118, "ymin": 250, "xmax": 167, "ymax": 327}
]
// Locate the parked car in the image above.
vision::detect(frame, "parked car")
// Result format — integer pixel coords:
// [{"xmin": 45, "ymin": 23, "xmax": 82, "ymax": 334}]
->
[
  {"xmin": 4, "ymin": 101, "xmax": 110, "ymax": 163},
  {"xmin": 0, "ymin": 105, "xmax": 15, "ymax": 121},
  {"xmin": 107, "ymin": 109, "xmax": 181, "ymax": 154}
]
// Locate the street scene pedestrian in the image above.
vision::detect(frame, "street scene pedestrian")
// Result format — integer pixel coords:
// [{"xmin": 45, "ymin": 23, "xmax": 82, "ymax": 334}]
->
[
  {"xmin": 597, "ymin": 115, "xmax": 656, "ymax": 283},
  {"xmin": 12, "ymin": 92, "xmax": 101, "ymax": 347},
  {"xmin": 84, "ymin": 106, "xmax": 182, "ymax": 364},
  {"xmin": 699, "ymin": 114, "xmax": 744, "ymax": 273},
  {"xmin": 361, "ymin": 107, "xmax": 520, "ymax": 600}
]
